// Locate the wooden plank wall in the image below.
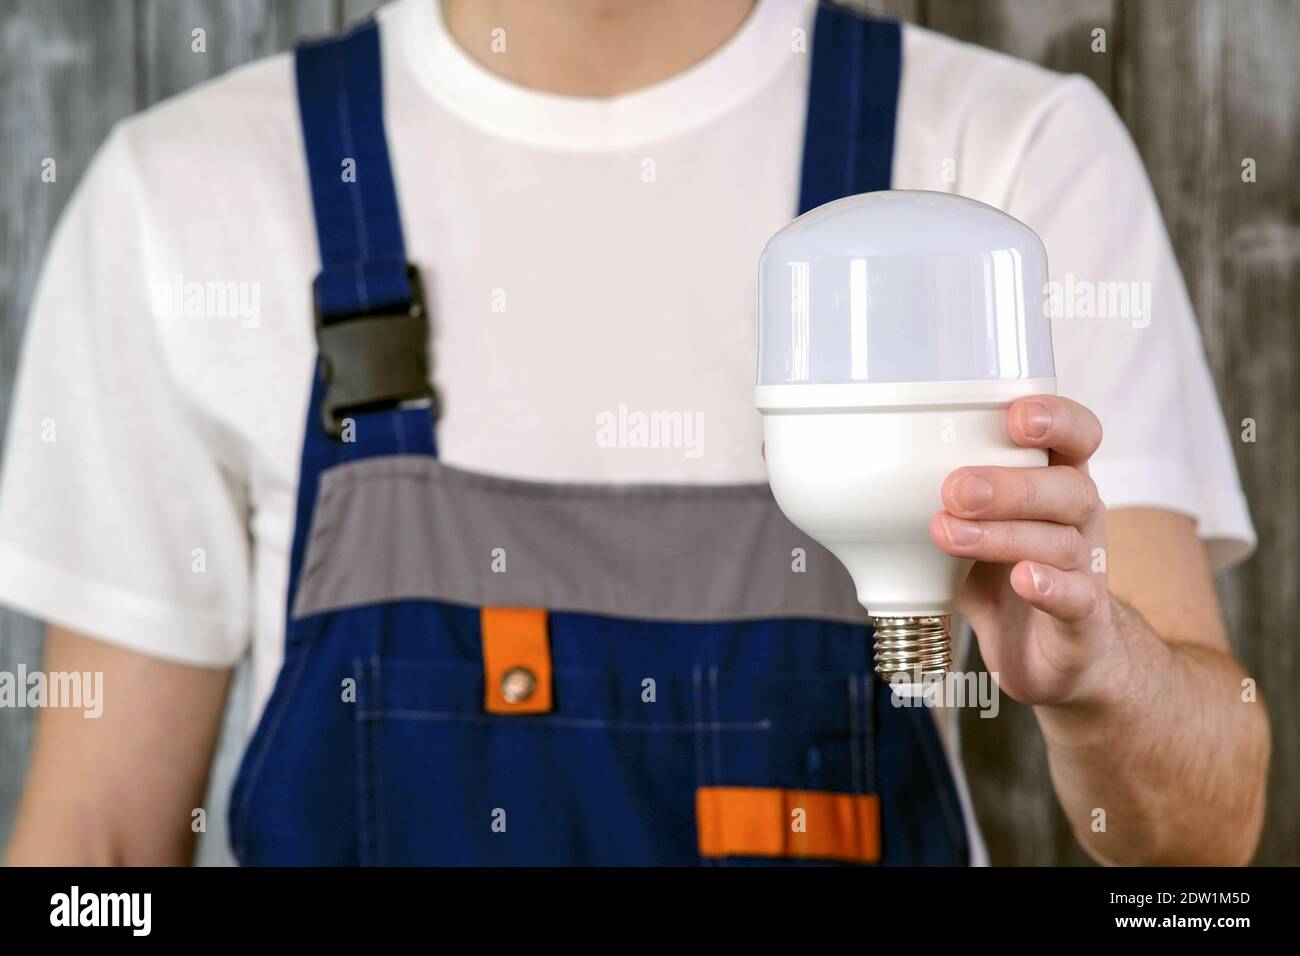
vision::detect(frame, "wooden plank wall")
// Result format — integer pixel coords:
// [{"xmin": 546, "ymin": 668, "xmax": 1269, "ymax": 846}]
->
[{"xmin": 0, "ymin": 0, "xmax": 1295, "ymax": 866}]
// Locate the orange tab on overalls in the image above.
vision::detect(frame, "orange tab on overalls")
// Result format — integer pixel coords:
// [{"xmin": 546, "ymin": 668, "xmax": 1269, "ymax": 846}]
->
[
  {"xmin": 481, "ymin": 607, "xmax": 552, "ymax": 715},
  {"xmin": 696, "ymin": 786, "xmax": 880, "ymax": 864}
]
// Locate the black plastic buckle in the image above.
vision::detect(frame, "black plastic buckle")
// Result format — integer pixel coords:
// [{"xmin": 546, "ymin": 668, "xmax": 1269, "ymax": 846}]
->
[{"xmin": 314, "ymin": 264, "xmax": 435, "ymax": 439}]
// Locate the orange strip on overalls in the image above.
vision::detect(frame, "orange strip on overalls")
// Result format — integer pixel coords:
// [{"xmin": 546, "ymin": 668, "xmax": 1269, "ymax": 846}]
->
[{"xmin": 696, "ymin": 786, "xmax": 881, "ymax": 863}]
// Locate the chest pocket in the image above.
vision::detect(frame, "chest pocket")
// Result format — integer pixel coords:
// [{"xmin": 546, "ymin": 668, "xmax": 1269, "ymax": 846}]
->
[{"xmin": 348, "ymin": 608, "xmax": 882, "ymax": 865}]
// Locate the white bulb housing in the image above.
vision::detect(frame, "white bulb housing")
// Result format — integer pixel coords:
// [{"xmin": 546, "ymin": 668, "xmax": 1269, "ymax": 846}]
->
[{"xmin": 755, "ymin": 190, "xmax": 1057, "ymax": 680}]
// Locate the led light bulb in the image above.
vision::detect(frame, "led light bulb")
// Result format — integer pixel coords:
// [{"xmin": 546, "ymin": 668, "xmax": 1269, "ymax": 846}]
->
[{"xmin": 755, "ymin": 190, "xmax": 1057, "ymax": 686}]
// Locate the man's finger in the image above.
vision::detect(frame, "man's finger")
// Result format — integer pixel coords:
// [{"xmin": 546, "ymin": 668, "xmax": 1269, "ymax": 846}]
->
[
  {"xmin": 942, "ymin": 464, "xmax": 1101, "ymax": 526},
  {"xmin": 930, "ymin": 513, "xmax": 1089, "ymax": 570},
  {"xmin": 1008, "ymin": 561, "xmax": 1102, "ymax": 625},
  {"xmin": 1006, "ymin": 395, "xmax": 1103, "ymax": 465}
]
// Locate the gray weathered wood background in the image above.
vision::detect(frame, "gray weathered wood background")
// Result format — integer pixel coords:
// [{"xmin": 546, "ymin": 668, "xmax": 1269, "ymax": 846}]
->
[{"xmin": 0, "ymin": 0, "xmax": 1295, "ymax": 865}]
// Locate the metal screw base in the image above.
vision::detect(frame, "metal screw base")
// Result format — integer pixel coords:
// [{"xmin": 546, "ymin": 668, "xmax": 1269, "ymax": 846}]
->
[{"xmin": 872, "ymin": 615, "xmax": 952, "ymax": 682}]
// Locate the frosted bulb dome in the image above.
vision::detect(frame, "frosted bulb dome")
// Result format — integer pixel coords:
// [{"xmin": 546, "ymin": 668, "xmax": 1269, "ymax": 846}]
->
[{"xmin": 757, "ymin": 189, "xmax": 1054, "ymax": 387}]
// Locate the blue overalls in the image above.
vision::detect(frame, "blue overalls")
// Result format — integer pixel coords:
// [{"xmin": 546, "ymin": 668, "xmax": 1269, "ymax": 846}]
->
[{"xmin": 229, "ymin": 2, "xmax": 970, "ymax": 866}]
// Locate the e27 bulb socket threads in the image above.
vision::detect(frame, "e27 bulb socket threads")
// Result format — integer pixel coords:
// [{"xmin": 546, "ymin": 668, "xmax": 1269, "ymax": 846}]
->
[{"xmin": 871, "ymin": 615, "xmax": 952, "ymax": 683}]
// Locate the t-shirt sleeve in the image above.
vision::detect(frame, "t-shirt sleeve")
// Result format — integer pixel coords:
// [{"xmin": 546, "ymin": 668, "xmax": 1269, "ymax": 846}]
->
[
  {"xmin": 1004, "ymin": 77, "xmax": 1256, "ymax": 571},
  {"xmin": 0, "ymin": 124, "xmax": 252, "ymax": 665}
]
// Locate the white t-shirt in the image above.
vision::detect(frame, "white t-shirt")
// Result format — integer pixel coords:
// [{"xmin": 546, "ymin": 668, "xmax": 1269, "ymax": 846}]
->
[{"xmin": 0, "ymin": 0, "xmax": 1254, "ymax": 864}]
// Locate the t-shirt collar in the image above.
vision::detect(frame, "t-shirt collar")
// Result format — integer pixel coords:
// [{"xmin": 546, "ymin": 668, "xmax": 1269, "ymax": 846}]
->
[{"xmin": 390, "ymin": 0, "xmax": 814, "ymax": 152}]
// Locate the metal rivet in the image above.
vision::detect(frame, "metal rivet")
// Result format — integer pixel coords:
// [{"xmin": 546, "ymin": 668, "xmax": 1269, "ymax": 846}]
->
[{"xmin": 500, "ymin": 667, "xmax": 537, "ymax": 704}]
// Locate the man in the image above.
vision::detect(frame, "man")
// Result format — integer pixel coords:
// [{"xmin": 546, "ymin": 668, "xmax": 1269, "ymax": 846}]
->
[{"xmin": 0, "ymin": 0, "xmax": 1268, "ymax": 865}]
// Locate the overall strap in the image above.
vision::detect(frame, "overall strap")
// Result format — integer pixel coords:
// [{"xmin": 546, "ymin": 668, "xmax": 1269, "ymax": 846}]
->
[
  {"xmin": 295, "ymin": 18, "xmax": 437, "ymax": 448},
  {"xmin": 798, "ymin": 3, "xmax": 902, "ymax": 213},
  {"xmin": 288, "ymin": 19, "xmax": 436, "ymax": 615},
  {"xmin": 298, "ymin": 19, "xmax": 410, "ymax": 316}
]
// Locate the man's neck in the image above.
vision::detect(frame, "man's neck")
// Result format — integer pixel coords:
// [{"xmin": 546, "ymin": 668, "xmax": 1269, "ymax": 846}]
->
[{"xmin": 442, "ymin": 0, "xmax": 759, "ymax": 97}]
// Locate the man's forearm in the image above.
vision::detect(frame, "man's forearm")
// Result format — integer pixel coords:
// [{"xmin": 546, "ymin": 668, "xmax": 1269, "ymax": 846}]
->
[{"xmin": 1033, "ymin": 597, "xmax": 1270, "ymax": 866}]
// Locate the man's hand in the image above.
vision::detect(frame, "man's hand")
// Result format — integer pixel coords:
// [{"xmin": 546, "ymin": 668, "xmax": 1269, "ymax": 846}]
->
[
  {"xmin": 929, "ymin": 394, "xmax": 1116, "ymax": 706},
  {"xmin": 930, "ymin": 394, "xmax": 1269, "ymax": 865}
]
